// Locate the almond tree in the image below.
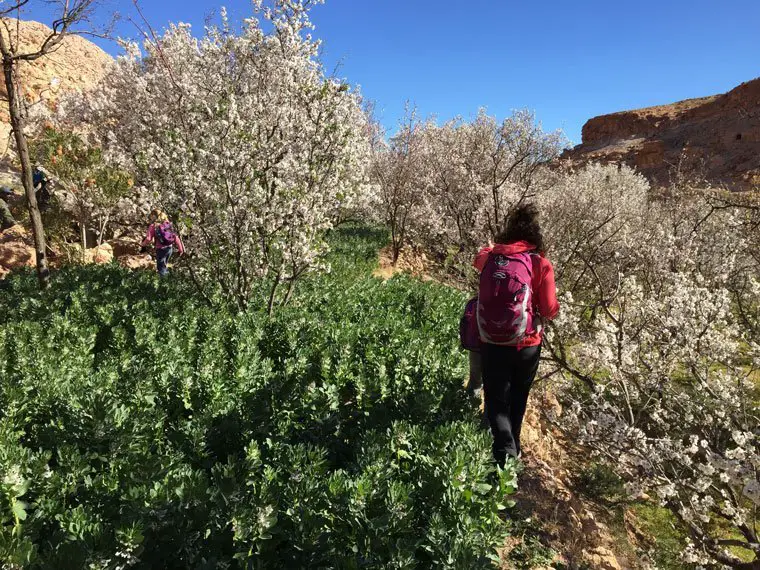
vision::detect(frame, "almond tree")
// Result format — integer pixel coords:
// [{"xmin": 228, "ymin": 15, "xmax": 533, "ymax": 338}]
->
[
  {"xmin": 469, "ymin": 109, "xmax": 564, "ymax": 239},
  {"xmin": 539, "ymin": 166, "xmax": 759, "ymax": 568},
  {"xmin": 75, "ymin": 0, "xmax": 371, "ymax": 311},
  {"xmin": 400, "ymin": 109, "xmax": 564, "ymax": 277},
  {"xmin": 0, "ymin": 0, "xmax": 105, "ymax": 288},
  {"xmin": 418, "ymin": 117, "xmax": 487, "ymax": 274},
  {"xmin": 369, "ymin": 106, "xmax": 428, "ymax": 265}
]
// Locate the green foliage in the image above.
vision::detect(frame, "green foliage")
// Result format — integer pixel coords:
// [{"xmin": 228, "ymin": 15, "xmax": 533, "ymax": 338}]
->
[
  {"xmin": 630, "ymin": 504, "xmax": 690, "ymax": 570},
  {"xmin": 575, "ymin": 462, "xmax": 626, "ymax": 504},
  {"xmin": 0, "ymin": 226, "xmax": 518, "ymax": 568},
  {"xmin": 32, "ymin": 127, "xmax": 133, "ymax": 202},
  {"xmin": 31, "ymin": 127, "xmax": 134, "ymax": 253},
  {"xmin": 505, "ymin": 517, "xmax": 556, "ymax": 569}
]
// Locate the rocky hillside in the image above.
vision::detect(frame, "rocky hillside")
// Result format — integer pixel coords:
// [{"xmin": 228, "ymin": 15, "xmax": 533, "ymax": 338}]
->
[
  {"xmin": 562, "ymin": 78, "xmax": 760, "ymax": 190},
  {"xmin": 0, "ymin": 19, "xmax": 112, "ymax": 155}
]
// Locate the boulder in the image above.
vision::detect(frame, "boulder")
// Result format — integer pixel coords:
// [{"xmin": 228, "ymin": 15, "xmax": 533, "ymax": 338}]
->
[
  {"xmin": 118, "ymin": 254, "xmax": 154, "ymax": 270},
  {"xmin": 582, "ymin": 546, "xmax": 623, "ymax": 570},
  {"xmin": 110, "ymin": 238, "xmax": 142, "ymax": 258},
  {"xmin": 69, "ymin": 242, "xmax": 114, "ymax": 265},
  {"xmin": 0, "ymin": 19, "xmax": 112, "ymax": 156},
  {"xmin": 0, "ymin": 197, "xmax": 14, "ymax": 229},
  {"xmin": 0, "ymin": 224, "xmax": 35, "ymax": 278},
  {"xmin": 89, "ymin": 243, "xmax": 113, "ymax": 264}
]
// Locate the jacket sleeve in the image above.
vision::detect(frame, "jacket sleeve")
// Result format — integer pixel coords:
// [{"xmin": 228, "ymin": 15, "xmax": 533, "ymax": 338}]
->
[
  {"xmin": 536, "ymin": 258, "xmax": 560, "ymax": 320},
  {"xmin": 174, "ymin": 234, "xmax": 185, "ymax": 255},
  {"xmin": 141, "ymin": 225, "xmax": 154, "ymax": 247},
  {"xmin": 473, "ymin": 246, "xmax": 493, "ymax": 273}
]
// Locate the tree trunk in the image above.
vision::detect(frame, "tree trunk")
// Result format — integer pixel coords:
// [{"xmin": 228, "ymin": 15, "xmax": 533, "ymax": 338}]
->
[
  {"xmin": 80, "ymin": 218, "xmax": 87, "ymax": 264},
  {"xmin": 267, "ymin": 270, "xmax": 282, "ymax": 317},
  {"xmin": 97, "ymin": 213, "xmax": 109, "ymax": 247},
  {"xmin": 281, "ymin": 277, "xmax": 296, "ymax": 307},
  {"xmin": 3, "ymin": 59, "xmax": 49, "ymax": 288}
]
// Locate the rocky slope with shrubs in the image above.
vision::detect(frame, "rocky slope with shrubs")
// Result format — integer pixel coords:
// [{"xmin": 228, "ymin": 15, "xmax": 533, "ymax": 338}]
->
[
  {"xmin": 563, "ymin": 77, "xmax": 760, "ymax": 189},
  {"xmin": 0, "ymin": 19, "xmax": 111, "ymax": 156}
]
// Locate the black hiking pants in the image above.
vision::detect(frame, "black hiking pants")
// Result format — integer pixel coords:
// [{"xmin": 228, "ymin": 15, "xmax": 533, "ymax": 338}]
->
[{"xmin": 481, "ymin": 343, "xmax": 541, "ymax": 467}]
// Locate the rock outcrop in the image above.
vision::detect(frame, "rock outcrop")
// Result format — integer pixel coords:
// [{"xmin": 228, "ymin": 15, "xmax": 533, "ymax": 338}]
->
[
  {"xmin": 70, "ymin": 242, "xmax": 114, "ymax": 265},
  {"xmin": 562, "ymin": 78, "xmax": 760, "ymax": 190},
  {"xmin": 0, "ymin": 224, "xmax": 35, "ymax": 278},
  {"xmin": 0, "ymin": 19, "xmax": 112, "ymax": 155}
]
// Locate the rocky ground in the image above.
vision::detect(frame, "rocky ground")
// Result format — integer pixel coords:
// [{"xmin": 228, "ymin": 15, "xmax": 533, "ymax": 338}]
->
[
  {"xmin": 0, "ymin": 181, "xmax": 152, "ymax": 278},
  {"xmin": 0, "ymin": 219, "xmax": 154, "ymax": 278}
]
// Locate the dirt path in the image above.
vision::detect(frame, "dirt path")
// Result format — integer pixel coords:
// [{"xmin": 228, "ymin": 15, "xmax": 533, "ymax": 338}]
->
[
  {"xmin": 500, "ymin": 389, "xmax": 647, "ymax": 569},
  {"xmin": 372, "ymin": 251, "xmax": 647, "ymax": 569}
]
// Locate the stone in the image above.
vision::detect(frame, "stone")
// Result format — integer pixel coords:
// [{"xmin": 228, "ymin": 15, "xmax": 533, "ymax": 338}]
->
[
  {"xmin": 0, "ymin": 224, "xmax": 35, "ymax": 278},
  {"xmin": 88, "ymin": 243, "xmax": 113, "ymax": 264},
  {"xmin": 0, "ymin": 197, "xmax": 14, "ymax": 229},
  {"xmin": 582, "ymin": 546, "xmax": 623, "ymax": 570},
  {"xmin": 70, "ymin": 242, "xmax": 114, "ymax": 265},
  {"xmin": 118, "ymin": 254, "xmax": 154, "ymax": 270},
  {"xmin": 110, "ymin": 238, "xmax": 142, "ymax": 258}
]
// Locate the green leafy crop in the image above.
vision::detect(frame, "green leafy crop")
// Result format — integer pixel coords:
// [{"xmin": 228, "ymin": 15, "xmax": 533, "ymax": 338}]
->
[{"xmin": 0, "ymin": 226, "xmax": 521, "ymax": 569}]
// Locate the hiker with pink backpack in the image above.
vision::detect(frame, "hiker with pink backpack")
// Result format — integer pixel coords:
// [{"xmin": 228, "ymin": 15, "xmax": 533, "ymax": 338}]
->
[
  {"xmin": 141, "ymin": 209, "xmax": 185, "ymax": 277},
  {"xmin": 461, "ymin": 204, "xmax": 560, "ymax": 467}
]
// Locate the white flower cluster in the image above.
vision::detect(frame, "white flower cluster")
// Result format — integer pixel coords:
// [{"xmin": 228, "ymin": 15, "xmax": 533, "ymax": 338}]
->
[
  {"xmin": 368, "ymin": 107, "xmax": 565, "ymax": 273},
  {"xmin": 542, "ymin": 174, "xmax": 760, "ymax": 568},
  {"xmin": 68, "ymin": 0, "xmax": 370, "ymax": 309}
]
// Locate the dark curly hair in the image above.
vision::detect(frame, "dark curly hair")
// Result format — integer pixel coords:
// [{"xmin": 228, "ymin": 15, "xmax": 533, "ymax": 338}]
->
[{"xmin": 495, "ymin": 203, "xmax": 544, "ymax": 251}]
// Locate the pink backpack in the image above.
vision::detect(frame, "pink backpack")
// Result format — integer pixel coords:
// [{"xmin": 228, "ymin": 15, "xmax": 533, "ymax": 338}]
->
[
  {"xmin": 477, "ymin": 251, "xmax": 537, "ymax": 345},
  {"xmin": 155, "ymin": 221, "xmax": 176, "ymax": 248}
]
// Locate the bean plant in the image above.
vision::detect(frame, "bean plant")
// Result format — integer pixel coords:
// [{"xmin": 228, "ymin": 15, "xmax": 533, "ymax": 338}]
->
[{"xmin": 0, "ymin": 227, "xmax": 519, "ymax": 569}]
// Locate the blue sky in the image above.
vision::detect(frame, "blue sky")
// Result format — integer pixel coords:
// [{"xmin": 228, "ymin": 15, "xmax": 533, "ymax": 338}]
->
[{"xmin": 29, "ymin": 0, "xmax": 760, "ymax": 144}]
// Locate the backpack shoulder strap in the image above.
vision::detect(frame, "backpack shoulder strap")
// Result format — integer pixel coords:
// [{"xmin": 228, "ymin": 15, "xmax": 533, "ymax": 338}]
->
[{"xmin": 505, "ymin": 251, "xmax": 534, "ymax": 274}]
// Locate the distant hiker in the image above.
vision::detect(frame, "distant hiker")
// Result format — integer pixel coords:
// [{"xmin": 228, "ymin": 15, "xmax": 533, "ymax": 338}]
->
[
  {"xmin": 473, "ymin": 204, "xmax": 559, "ymax": 467},
  {"xmin": 141, "ymin": 209, "xmax": 185, "ymax": 277},
  {"xmin": 32, "ymin": 165, "xmax": 51, "ymax": 211}
]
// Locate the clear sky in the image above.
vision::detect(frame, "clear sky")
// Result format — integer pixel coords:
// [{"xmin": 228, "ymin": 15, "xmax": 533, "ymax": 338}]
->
[{"xmin": 29, "ymin": 0, "xmax": 760, "ymax": 144}]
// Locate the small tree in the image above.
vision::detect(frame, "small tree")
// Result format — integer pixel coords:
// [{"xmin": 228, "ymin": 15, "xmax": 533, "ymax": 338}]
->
[
  {"xmin": 32, "ymin": 127, "xmax": 132, "ymax": 261},
  {"xmin": 456, "ymin": 109, "xmax": 565, "ymax": 240},
  {"xmin": 375, "ymin": 109, "xmax": 564, "ymax": 276},
  {"xmin": 419, "ymin": 117, "xmax": 485, "ymax": 268},
  {"xmin": 370, "ymin": 106, "xmax": 428, "ymax": 265},
  {"xmin": 0, "ymin": 0, "xmax": 106, "ymax": 287}
]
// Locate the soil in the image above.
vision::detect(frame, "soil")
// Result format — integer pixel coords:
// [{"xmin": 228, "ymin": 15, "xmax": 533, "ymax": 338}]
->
[{"xmin": 504, "ymin": 388, "xmax": 647, "ymax": 569}]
